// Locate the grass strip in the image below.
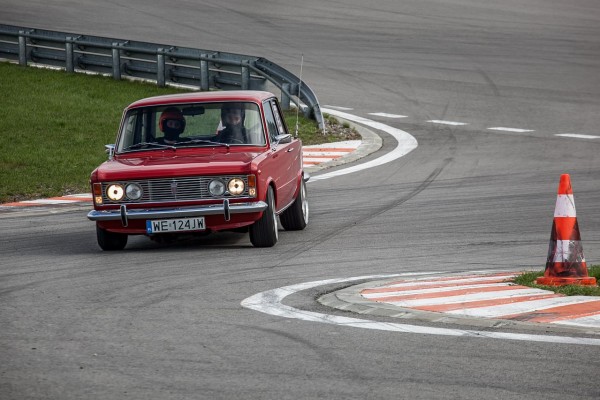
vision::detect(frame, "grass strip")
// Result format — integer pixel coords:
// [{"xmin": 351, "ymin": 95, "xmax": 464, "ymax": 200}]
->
[{"xmin": 513, "ymin": 265, "xmax": 600, "ymax": 296}]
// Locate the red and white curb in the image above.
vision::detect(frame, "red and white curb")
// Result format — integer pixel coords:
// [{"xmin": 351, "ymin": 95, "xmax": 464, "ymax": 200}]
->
[
  {"xmin": 1, "ymin": 193, "xmax": 92, "ymax": 208},
  {"xmin": 361, "ymin": 272, "xmax": 600, "ymax": 329},
  {"xmin": 303, "ymin": 140, "xmax": 361, "ymax": 166},
  {"xmin": 242, "ymin": 273, "xmax": 600, "ymax": 346}
]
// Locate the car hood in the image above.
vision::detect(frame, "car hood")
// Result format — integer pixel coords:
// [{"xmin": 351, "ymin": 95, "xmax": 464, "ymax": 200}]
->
[{"xmin": 95, "ymin": 150, "xmax": 263, "ymax": 181}]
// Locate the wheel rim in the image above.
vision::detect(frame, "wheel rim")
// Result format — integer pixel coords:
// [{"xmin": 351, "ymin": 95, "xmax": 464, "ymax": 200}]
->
[
  {"xmin": 301, "ymin": 182, "xmax": 309, "ymax": 224},
  {"xmin": 271, "ymin": 191, "xmax": 278, "ymax": 240}
]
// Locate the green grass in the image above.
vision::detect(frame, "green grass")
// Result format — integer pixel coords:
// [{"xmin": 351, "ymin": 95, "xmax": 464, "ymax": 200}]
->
[
  {"xmin": 513, "ymin": 265, "xmax": 600, "ymax": 296},
  {"xmin": 0, "ymin": 62, "xmax": 325, "ymax": 203},
  {"xmin": 283, "ymin": 110, "xmax": 330, "ymax": 145},
  {"xmin": 284, "ymin": 111, "xmax": 360, "ymax": 146}
]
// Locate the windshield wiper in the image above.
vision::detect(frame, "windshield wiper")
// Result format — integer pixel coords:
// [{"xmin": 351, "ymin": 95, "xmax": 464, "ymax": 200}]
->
[
  {"xmin": 123, "ymin": 142, "xmax": 176, "ymax": 151},
  {"xmin": 178, "ymin": 139, "xmax": 230, "ymax": 148}
]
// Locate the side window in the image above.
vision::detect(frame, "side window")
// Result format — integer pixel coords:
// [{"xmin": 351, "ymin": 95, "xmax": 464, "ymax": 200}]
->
[
  {"xmin": 117, "ymin": 113, "xmax": 138, "ymax": 151},
  {"xmin": 244, "ymin": 105, "xmax": 266, "ymax": 145},
  {"xmin": 117, "ymin": 109, "xmax": 152, "ymax": 151},
  {"xmin": 263, "ymin": 100, "xmax": 279, "ymax": 144},
  {"xmin": 270, "ymin": 99, "xmax": 287, "ymax": 135}
]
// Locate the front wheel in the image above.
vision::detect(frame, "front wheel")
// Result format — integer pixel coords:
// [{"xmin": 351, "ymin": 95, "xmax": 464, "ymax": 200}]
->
[
  {"xmin": 96, "ymin": 225, "xmax": 128, "ymax": 251},
  {"xmin": 280, "ymin": 179, "xmax": 308, "ymax": 231},
  {"xmin": 249, "ymin": 186, "xmax": 278, "ymax": 247}
]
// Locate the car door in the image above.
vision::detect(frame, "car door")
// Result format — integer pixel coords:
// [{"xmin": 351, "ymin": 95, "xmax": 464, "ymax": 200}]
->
[{"xmin": 263, "ymin": 98, "xmax": 301, "ymax": 211}]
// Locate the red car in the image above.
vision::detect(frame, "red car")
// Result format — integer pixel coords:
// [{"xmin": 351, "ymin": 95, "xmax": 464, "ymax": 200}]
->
[{"xmin": 88, "ymin": 91, "xmax": 309, "ymax": 250}]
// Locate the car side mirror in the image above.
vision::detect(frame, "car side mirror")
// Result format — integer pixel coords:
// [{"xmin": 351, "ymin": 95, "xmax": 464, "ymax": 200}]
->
[
  {"xmin": 105, "ymin": 144, "xmax": 115, "ymax": 160},
  {"xmin": 275, "ymin": 134, "xmax": 292, "ymax": 145}
]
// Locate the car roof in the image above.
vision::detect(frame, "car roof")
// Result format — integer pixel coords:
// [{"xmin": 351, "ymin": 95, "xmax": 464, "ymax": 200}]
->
[{"xmin": 127, "ymin": 90, "xmax": 277, "ymax": 109}]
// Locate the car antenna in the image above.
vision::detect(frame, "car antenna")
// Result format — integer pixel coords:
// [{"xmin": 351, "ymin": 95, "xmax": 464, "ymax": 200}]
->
[{"xmin": 294, "ymin": 54, "xmax": 304, "ymax": 137}]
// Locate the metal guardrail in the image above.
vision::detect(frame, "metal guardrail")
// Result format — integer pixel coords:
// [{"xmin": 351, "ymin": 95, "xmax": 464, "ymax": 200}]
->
[{"xmin": 0, "ymin": 24, "xmax": 324, "ymax": 130}]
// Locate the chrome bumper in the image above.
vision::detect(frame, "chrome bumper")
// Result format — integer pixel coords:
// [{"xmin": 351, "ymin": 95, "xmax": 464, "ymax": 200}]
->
[{"xmin": 87, "ymin": 200, "xmax": 268, "ymax": 227}]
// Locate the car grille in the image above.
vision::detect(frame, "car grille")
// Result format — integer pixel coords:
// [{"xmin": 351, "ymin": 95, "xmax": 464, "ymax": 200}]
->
[{"xmin": 101, "ymin": 176, "xmax": 250, "ymax": 204}]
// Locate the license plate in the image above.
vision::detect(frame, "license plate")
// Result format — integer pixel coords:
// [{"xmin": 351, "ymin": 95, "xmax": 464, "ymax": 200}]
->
[{"xmin": 146, "ymin": 217, "xmax": 205, "ymax": 234}]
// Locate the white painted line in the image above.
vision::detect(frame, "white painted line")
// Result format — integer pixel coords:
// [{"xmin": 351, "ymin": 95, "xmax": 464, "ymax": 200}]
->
[
  {"xmin": 446, "ymin": 296, "xmax": 599, "ymax": 318},
  {"xmin": 304, "ymin": 140, "xmax": 361, "ymax": 149},
  {"xmin": 555, "ymin": 134, "xmax": 600, "ymax": 140},
  {"xmin": 428, "ymin": 120, "xmax": 468, "ymax": 126},
  {"xmin": 311, "ymin": 109, "xmax": 418, "ymax": 182},
  {"xmin": 304, "ymin": 152, "xmax": 342, "ymax": 157},
  {"xmin": 362, "ymin": 282, "xmax": 515, "ymax": 298},
  {"xmin": 554, "ymin": 313, "xmax": 600, "ymax": 328},
  {"xmin": 304, "ymin": 148, "xmax": 351, "ymax": 152},
  {"xmin": 2, "ymin": 193, "xmax": 92, "ymax": 206},
  {"xmin": 385, "ymin": 289, "xmax": 548, "ymax": 307},
  {"xmin": 487, "ymin": 127, "xmax": 534, "ymax": 133},
  {"xmin": 380, "ymin": 274, "xmax": 517, "ymax": 289},
  {"xmin": 303, "ymin": 157, "xmax": 336, "ymax": 163},
  {"xmin": 241, "ymin": 274, "xmax": 600, "ymax": 346},
  {"xmin": 21, "ymin": 199, "xmax": 81, "ymax": 205},
  {"xmin": 368, "ymin": 112, "xmax": 408, "ymax": 119},
  {"xmin": 323, "ymin": 105, "xmax": 354, "ymax": 111}
]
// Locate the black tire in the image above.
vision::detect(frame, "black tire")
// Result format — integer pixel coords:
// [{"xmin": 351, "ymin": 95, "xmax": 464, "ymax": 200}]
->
[
  {"xmin": 280, "ymin": 179, "xmax": 308, "ymax": 231},
  {"xmin": 249, "ymin": 186, "xmax": 278, "ymax": 247},
  {"xmin": 96, "ymin": 225, "xmax": 128, "ymax": 251}
]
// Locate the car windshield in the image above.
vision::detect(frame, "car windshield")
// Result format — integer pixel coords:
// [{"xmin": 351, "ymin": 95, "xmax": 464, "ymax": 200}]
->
[{"xmin": 116, "ymin": 101, "xmax": 267, "ymax": 153}]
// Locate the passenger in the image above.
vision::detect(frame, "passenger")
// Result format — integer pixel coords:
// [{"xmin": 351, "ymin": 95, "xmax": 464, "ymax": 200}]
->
[
  {"xmin": 219, "ymin": 103, "xmax": 247, "ymax": 144},
  {"xmin": 158, "ymin": 107, "xmax": 186, "ymax": 145}
]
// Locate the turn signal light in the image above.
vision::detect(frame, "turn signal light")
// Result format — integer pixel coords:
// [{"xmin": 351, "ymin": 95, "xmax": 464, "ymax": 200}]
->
[
  {"xmin": 93, "ymin": 183, "xmax": 103, "ymax": 205},
  {"xmin": 248, "ymin": 175, "xmax": 257, "ymax": 197}
]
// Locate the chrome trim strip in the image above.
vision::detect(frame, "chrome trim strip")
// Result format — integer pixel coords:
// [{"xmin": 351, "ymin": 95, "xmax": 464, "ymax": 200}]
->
[{"xmin": 88, "ymin": 201, "xmax": 268, "ymax": 221}]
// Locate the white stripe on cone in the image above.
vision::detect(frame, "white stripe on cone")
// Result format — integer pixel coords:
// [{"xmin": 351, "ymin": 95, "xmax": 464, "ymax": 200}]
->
[
  {"xmin": 552, "ymin": 240, "xmax": 586, "ymax": 263},
  {"xmin": 554, "ymin": 194, "xmax": 576, "ymax": 217}
]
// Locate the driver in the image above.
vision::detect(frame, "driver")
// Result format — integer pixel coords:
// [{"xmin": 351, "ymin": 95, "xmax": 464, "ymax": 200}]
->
[
  {"xmin": 218, "ymin": 103, "xmax": 247, "ymax": 144},
  {"xmin": 158, "ymin": 107, "xmax": 186, "ymax": 144}
]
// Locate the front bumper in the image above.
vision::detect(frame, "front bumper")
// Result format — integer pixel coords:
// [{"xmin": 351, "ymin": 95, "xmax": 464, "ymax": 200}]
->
[{"xmin": 87, "ymin": 200, "xmax": 267, "ymax": 227}]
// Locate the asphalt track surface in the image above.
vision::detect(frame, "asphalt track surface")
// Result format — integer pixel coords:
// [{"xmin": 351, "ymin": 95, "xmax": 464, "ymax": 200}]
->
[{"xmin": 1, "ymin": 1, "xmax": 600, "ymax": 399}]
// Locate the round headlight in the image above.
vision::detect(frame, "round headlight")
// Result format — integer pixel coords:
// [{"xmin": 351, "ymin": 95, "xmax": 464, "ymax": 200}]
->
[
  {"xmin": 125, "ymin": 183, "xmax": 143, "ymax": 200},
  {"xmin": 106, "ymin": 184, "xmax": 124, "ymax": 201},
  {"xmin": 228, "ymin": 178, "xmax": 245, "ymax": 196},
  {"xmin": 208, "ymin": 179, "xmax": 226, "ymax": 196}
]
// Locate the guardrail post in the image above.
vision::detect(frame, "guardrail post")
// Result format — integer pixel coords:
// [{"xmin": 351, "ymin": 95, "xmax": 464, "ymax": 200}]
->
[
  {"xmin": 18, "ymin": 31, "xmax": 27, "ymax": 66},
  {"xmin": 281, "ymin": 83, "xmax": 291, "ymax": 110},
  {"xmin": 200, "ymin": 54, "xmax": 209, "ymax": 91},
  {"xmin": 112, "ymin": 43, "xmax": 121, "ymax": 80},
  {"xmin": 241, "ymin": 61, "xmax": 250, "ymax": 90},
  {"xmin": 65, "ymin": 37, "xmax": 74, "ymax": 72},
  {"xmin": 157, "ymin": 49, "xmax": 166, "ymax": 87}
]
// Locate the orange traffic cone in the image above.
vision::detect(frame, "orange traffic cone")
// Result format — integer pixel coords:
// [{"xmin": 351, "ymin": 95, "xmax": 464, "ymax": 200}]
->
[{"xmin": 536, "ymin": 174, "xmax": 596, "ymax": 286}]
